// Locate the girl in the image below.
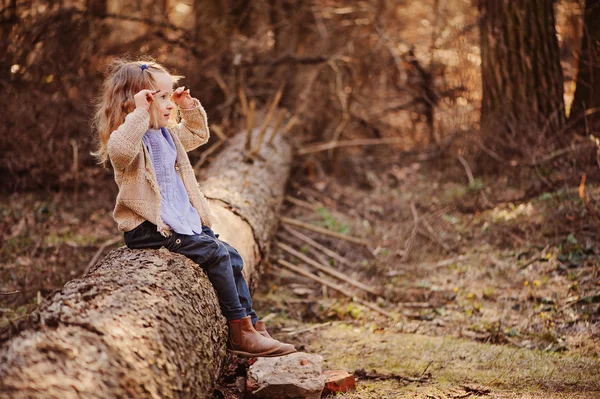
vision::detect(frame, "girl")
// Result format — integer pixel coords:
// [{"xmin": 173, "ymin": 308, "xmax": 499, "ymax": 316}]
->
[{"xmin": 92, "ymin": 59, "xmax": 295, "ymax": 358}]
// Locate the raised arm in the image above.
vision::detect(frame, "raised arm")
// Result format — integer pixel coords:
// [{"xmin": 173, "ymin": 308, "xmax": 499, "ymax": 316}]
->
[
  {"xmin": 107, "ymin": 107, "xmax": 150, "ymax": 170},
  {"xmin": 170, "ymin": 98, "xmax": 211, "ymax": 152}
]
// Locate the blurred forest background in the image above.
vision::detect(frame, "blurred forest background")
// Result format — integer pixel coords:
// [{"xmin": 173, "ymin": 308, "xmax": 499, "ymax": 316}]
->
[{"xmin": 1, "ymin": 0, "xmax": 600, "ymax": 397}]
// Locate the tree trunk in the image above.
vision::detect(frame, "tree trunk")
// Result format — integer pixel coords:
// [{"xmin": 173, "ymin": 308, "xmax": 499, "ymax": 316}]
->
[
  {"xmin": 479, "ymin": 0, "xmax": 566, "ymax": 149},
  {"xmin": 0, "ymin": 128, "xmax": 292, "ymax": 398},
  {"xmin": 571, "ymin": 0, "xmax": 600, "ymax": 133}
]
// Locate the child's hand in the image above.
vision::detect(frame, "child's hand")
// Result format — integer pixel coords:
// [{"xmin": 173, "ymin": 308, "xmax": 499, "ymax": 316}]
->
[
  {"xmin": 134, "ymin": 89, "xmax": 160, "ymax": 110},
  {"xmin": 172, "ymin": 86, "xmax": 195, "ymax": 109}
]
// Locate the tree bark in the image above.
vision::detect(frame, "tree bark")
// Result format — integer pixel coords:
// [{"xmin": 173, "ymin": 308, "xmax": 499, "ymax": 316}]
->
[
  {"xmin": 479, "ymin": 0, "xmax": 566, "ymax": 148},
  {"xmin": 0, "ymin": 128, "xmax": 292, "ymax": 398},
  {"xmin": 571, "ymin": 0, "xmax": 600, "ymax": 132}
]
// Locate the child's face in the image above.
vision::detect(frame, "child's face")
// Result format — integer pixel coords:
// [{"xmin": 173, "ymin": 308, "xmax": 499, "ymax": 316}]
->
[{"xmin": 152, "ymin": 72, "xmax": 175, "ymax": 128}]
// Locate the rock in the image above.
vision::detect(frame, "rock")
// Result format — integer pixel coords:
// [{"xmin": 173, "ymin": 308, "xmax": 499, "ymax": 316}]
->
[
  {"xmin": 247, "ymin": 352, "xmax": 325, "ymax": 399},
  {"xmin": 321, "ymin": 370, "xmax": 356, "ymax": 396}
]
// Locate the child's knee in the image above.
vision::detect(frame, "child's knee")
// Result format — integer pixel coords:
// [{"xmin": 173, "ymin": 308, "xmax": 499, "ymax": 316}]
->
[
  {"xmin": 205, "ymin": 241, "xmax": 230, "ymax": 266},
  {"xmin": 229, "ymin": 252, "xmax": 244, "ymax": 272}
]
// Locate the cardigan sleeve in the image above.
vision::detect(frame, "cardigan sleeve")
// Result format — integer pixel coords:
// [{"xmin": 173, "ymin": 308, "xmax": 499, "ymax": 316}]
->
[
  {"xmin": 107, "ymin": 108, "xmax": 150, "ymax": 170},
  {"xmin": 169, "ymin": 98, "xmax": 210, "ymax": 152}
]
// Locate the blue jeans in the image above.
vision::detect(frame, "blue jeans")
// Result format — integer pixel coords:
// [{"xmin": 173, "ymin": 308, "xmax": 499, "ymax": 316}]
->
[{"xmin": 124, "ymin": 221, "xmax": 257, "ymax": 324}]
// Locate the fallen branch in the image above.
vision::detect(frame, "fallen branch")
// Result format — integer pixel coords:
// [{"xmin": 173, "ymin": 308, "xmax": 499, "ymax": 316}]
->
[
  {"xmin": 354, "ymin": 367, "xmax": 431, "ymax": 383},
  {"xmin": 276, "ymin": 259, "xmax": 391, "ymax": 318},
  {"xmin": 281, "ymin": 224, "xmax": 352, "ymax": 267},
  {"xmin": 298, "ymin": 137, "xmax": 405, "ymax": 155},
  {"xmin": 281, "ymin": 217, "xmax": 369, "ymax": 246},
  {"xmin": 285, "ymin": 322, "xmax": 332, "ymax": 336},
  {"xmin": 276, "ymin": 241, "xmax": 380, "ymax": 296},
  {"xmin": 284, "ymin": 196, "xmax": 320, "ymax": 211}
]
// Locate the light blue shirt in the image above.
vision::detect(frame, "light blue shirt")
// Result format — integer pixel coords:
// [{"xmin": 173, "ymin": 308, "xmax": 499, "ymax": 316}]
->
[{"xmin": 142, "ymin": 128, "xmax": 203, "ymax": 235}]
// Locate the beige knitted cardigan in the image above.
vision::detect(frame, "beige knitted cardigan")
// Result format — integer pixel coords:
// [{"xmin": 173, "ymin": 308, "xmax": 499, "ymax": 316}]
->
[{"xmin": 107, "ymin": 99, "xmax": 219, "ymax": 237}]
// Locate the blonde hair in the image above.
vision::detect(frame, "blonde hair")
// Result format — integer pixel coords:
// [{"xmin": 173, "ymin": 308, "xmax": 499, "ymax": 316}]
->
[{"xmin": 91, "ymin": 58, "xmax": 182, "ymax": 166}]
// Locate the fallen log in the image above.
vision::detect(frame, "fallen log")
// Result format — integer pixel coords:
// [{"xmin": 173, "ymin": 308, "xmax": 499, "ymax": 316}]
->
[{"xmin": 0, "ymin": 127, "xmax": 292, "ymax": 398}]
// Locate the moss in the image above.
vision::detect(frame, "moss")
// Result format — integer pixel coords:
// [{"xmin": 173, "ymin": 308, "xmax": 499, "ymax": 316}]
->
[{"xmin": 306, "ymin": 323, "xmax": 600, "ymax": 396}]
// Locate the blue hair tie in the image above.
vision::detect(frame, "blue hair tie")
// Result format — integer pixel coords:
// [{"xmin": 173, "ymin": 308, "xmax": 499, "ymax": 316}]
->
[{"xmin": 141, "ymin": 64, "xmax": 148, "ymax": 71}]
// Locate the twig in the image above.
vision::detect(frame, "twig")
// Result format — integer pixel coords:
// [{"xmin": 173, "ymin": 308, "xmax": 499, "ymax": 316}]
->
[
  {"xmin": 245, "ymin": 100, "xmax": 256, "ymax": 152},
  {"xmin": 281, "ymin": 217, "xmax": 369, "ymax": 246},
  {"xmin": 267, "ymin": 110, "xmax": 287, "ymax": 145},
  {"xmin": 84, "ymin": 236, "xmax": 122, "ymax": 274},
  {"xmin": 286, "ymin": 322, "xmax": 332, "ymax": 336},
  {"xmin": 194, "ymin": 140, "xmax": 225, "ymax": 169},
  {"xmin": 416, "ymin": 227, "xmax": 451, "ymax": 252},
  {"xmin": 238, "ymin": 88, "xmax": 248, "ymax": 116},
  {"xmin": 276, "ymin": 241, "xmax": 380, "ymax": 296},
  {"xmin": 461, "ymin": 385, "xmax": 491, "ymax": 396},
  {"xmin": 352, "ymin": 297, "xmax": 393, "ymax": 318},
  {"xmin": 284, "ymin": 195, "xmax": 320, "ymax": 211},
  {"xmin": 518, "ymin": 245, "xmax": 549, "ymax": 270},
  {"xmin": 500, "ymin": 333, "xmax": 526, "ymax": 348},
  {"xmin": 283, "ymin": 115, "xmax": 298, "ymax": 133},
  {"xmin": 276, "ymin": 260, "xmax": 391, "ymax": 318},
  {"xmin": 281, "ymin": 224, "xmax": 353, "ymax": 267},
  {"xmin": 252, "ymin": 84, "xmax": 284, "ymax": 154},
  {"xmin": 261, "ymin": 313, "xmax": 277, "ymax": 323},
  {"xmin": 430, "ymin": 255, "xmax": 472, "ymax": 268},
  {"xmin": 393, "ymin": 254, "xmax": 472, "ymax": 271},
  {"xmin": 212, "ymin": 71, "xmax": 231, "ymax": 98},
  {"xmin": 354, "ymin": 368, "xmax": 430, "ymax": 383},
  {"xmin": 527, "ymin": 142, "xmax": 595, "ymax": 166},
  {"xmin": 558, "ymin": 292, "xmax": 600, "ymax": 312},
  {"xmin": 397, "ymin": 302, "xmax": 434, "ymax": 308},
  {"xmin": 420, "ymin": 360, "xmax": 434, "ymax": 378},
  {"xmin": 265, "ymin": 114, "xmax": 296, "ymax": 146},
  {"xmin": 298, "ymin": 137, "xmax": 405, "ymax": 155},
  {"xmin": 245, "ymin": 54, "xmax": 328, "ymax": 67},
  {"xmin": 401, "ymin": 201, "xmax": 419, "ymax": 262},
  {"xmin": 457, "ymin": 154, "xmax": 474, "ymax": 184},
  {"xmin": 0, "ymin": 290, "xmax": 20, "ymax": 296},
  {"xmin": 457, "ymin": 154, "xmax": 493, "ymax": 207},
  {"xmin": 209, "ymin": 124, "xmax": 228, "ymax": 142}
]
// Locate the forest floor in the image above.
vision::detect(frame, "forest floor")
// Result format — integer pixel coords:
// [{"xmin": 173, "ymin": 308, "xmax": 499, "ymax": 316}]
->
[
  {"xmin": 1, "ymin": 153, "xmax": 599, "ymax": 398},
  {"xmin": 252, "ymin": 154, "xmax": 600, "ymax": 399}
]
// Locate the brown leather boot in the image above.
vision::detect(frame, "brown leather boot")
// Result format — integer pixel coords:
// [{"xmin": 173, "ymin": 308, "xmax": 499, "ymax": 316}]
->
[
  {"xmin": 227, "ymin": 316, "xmax": 282, "ymax": 358},
  {"xmin": 254, "ymin": 320, "xmax": 297, "ymax": 356}
]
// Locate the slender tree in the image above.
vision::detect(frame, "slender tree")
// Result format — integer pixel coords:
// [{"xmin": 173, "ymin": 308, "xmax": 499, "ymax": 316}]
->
[
  {"xmin": 571, "ymin": 0, "xmax": 600, "ymax": 132},
  {"xmin": 479, "ymin": 0, "xmax": 565, "ymax": 148}
]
